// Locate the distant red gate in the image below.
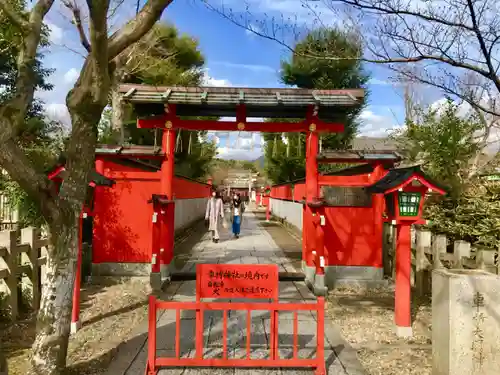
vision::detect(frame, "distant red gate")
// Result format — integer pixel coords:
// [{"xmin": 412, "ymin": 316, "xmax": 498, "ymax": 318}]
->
[{"xmin": 145, "ymin": 264, "xmax": 326, "ymax": 375}]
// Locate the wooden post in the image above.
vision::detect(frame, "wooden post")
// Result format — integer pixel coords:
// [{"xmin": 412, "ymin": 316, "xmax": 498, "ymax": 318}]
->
[
  {"xmin": 1, "ymin": 230, "xmax": 18, "ymax": 320},
  {"xmin": 415, "ymin": 229, "xmax": 431, "ymax": 297},
  {"xmin": 21, "ymin": 227, "xmax": 40, "ymax": 310},
  {"xmin": 395, "ymin": 223, "xmax": 412, "ymax": 337}
]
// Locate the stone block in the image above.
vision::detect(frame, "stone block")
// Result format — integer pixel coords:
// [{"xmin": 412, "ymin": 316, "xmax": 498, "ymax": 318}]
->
[{"xmin": 432, "ymin": 268, "xmax": 500, "ymax": 375}]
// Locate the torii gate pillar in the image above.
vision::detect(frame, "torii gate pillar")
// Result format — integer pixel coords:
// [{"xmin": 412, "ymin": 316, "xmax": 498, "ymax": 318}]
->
[{"xmin": 304, "ymin": 126, "xmax": 320, "ymax": 289}]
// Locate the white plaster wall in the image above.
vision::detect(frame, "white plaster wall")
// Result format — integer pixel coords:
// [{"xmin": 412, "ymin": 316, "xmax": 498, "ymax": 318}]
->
[
  {"xmin": 174, "ymin": 198, "xmax": 208, "ymax": 231},
  {"xmin": 270, "ymin": 198, "xmax": 303, "ymax": 231}
]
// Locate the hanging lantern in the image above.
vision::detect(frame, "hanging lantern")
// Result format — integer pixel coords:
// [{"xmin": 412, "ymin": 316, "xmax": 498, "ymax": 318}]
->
[{"xmin": 398, "ymin": 192, "xmax": 422, "ymax": 217}]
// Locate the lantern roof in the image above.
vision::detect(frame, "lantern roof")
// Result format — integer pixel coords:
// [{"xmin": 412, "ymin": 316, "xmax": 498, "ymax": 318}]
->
[{"xmin": 367, "ymin": 165, "xmax": 446, "ymax": 195}]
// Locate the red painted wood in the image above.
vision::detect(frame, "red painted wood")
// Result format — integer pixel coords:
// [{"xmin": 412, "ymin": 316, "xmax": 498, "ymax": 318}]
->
[
  {"xmin": 147, "ymin": 295, "xmax": 326, "ymax": 375},
  {"xmin": 319, "ymin": 174, "xmax": 370, "ymax": 186},
  {"xmin": 147, "ymin": 296, "xmax": 157, "ymax": 375},
  {"xmin": 161, "ymin": 129, "xmax": 175, "ymax": 199},
  {"xmin": 386, "ymin": 173, "xmax": 446, "ymax": 195},
  {"xmin": 323, "ymin": 206, "xmax": 382, "ymax": 267},
  {"xmin": 137, "ymin": 117, "xmax": 344, "ymax": 133},
  {"xmin": 304, "ymin": 131, "xmax": 319, "ymax": 268},
  {"xmin": 196, "ymin": 264, "xmax": 279, "ymax": 300},
  {"xmin": 92, "ymin": 160, "xmax": 210, "ymax": 264},
  {"xmin": 395, "ymin": 223, "xmax": 411, "ymax": 328}
]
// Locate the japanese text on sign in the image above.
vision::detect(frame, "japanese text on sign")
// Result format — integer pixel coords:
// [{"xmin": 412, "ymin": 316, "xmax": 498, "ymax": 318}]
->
[{"xmin": 196, "ymin": 264, "xmax": 279, "ymax": 300}]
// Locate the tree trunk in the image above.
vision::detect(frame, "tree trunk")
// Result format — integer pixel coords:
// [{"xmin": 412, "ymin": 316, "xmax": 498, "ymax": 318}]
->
[
  {"xmin": 30, "ymin": 209, "xmax": 79, "ymax": 375},
  {"xmin": 110, "ymin": 85, "xmax": 125, "ymax": 144},
  {"xmin": 30, "ymin": 87, "xmax": 104, "ymax": 375}
]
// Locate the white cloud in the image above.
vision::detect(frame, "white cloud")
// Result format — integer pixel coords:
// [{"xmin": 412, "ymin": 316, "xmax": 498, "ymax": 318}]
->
[
  {"xmin": 46, "ymin": 22, "xmax": 63, "ymax": 45},
  {"xmin": 63, "ymin": 68, "xmax": 80, "ymax": 84},
  {"xmin": 202, "ymin": 70, "xmax": 232, "ymax": 87},
  {"xmin": 358, "ymin": 108, "xmax": 401, "ymax": 137},
  {"xmin": 44, "ymin": 103, "xmax": 71, "ymax": 127},
  {"xmin": 217, "ymin": 146, "xmax": 263, "ymax": 160}
]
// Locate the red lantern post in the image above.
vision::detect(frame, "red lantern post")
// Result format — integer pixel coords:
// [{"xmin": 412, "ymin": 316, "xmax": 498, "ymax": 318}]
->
[{"xmin": 369, "ymin": 168, "xmax": 445, "ymax": 337}]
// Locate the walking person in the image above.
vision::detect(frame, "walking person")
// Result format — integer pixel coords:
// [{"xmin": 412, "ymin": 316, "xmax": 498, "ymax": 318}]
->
[
  {"xmin": 205, "ymin": 190, "xmax": 224, "ymax": 243},
  {"xmin": 231, "ymin": 193, "xmax": 244, "ymax": 238}
]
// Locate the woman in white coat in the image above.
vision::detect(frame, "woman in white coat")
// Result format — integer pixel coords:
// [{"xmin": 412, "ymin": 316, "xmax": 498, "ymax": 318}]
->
[{"xmin": 205, "ymin": 190, "xmax": 225, "ymax": 243}]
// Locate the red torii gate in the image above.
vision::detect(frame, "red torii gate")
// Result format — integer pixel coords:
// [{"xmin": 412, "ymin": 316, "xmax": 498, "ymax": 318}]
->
[{"xmin": 119, "ymin": 84, "xmax": 364, "ymax": 293}]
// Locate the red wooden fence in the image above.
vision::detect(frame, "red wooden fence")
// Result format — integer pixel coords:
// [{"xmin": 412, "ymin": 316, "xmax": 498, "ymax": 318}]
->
[{"xmin": 146, "ymin": 264, "xmax": 326, "ymax": 375}]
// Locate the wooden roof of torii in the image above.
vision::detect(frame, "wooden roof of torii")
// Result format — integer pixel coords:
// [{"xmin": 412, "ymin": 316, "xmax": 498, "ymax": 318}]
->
[{"xmin": 118, "ymin": 84, "xmax": 365, "ymax": 133}]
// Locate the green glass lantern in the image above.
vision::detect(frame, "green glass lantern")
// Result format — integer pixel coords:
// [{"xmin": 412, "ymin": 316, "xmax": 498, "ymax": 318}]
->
[{"xmin": 398, "ymin": 192, "xmax": 421, "ymax": 216}]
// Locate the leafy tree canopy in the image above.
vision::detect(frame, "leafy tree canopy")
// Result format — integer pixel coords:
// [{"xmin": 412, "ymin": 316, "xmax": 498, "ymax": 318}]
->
[
  {"xmin": 391, "ymin": 99, "xmax": 500, "ymax": 247},
  {"xmin": 0, "ymin": 0, "xmax": 65, "ymax": 227},
  {"xmin": 264, "ymin": 27, "xmax": 370, "ymax": 184}
]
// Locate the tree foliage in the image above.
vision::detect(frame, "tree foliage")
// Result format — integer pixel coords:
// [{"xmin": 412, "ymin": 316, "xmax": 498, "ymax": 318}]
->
[
  {"xmin": 263, "ymin": 27, "xmax": 369, "ymax": 184},
  {"xmin": 0, "ymin": 0, "xmax": 65, "ymax": 228},
  {"xmin": 99, "ymin": 22, "xmax": 216, "ymax": 180},
  {"xmin": 391, "ymin": 99, "xmax": 500, "ymax": 247},
  {"xmin": 392, "ymin": 99, "xmax": 484, "ymax": 198}
]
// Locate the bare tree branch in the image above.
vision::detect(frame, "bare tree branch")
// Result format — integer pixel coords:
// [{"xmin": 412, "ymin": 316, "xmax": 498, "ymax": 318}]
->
[
  {"xmin": 332, "ymin": 0, "xmax": 475, "ymax": 32},
  {"xmin": 206, "ymin": 0, "xmax": 500, "ymax": 117},
  {"xmin": 107, "ymin": 0, "xmax": 174, "ymax": 59},
  {"xmin": 62, "ymin": 1, "xmax": 91, "ymax": 52}
]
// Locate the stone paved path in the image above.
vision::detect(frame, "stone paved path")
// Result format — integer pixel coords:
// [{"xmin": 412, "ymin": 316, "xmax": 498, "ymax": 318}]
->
[
  {"xmin": 105, "ymin": 208, "xmax": 366, "ymax": 375},
  {"xmin": 172, "ymin": 208, "xmax": 301, "ymax": 274}
]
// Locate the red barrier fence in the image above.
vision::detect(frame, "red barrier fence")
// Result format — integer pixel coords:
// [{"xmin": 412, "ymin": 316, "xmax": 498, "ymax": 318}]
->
[{"xmin": 145, "ymin": 264, "xmax": 326, "ymax": 375}]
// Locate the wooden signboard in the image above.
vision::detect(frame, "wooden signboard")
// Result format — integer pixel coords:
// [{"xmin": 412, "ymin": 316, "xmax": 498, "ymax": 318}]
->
[
  {"xmin": 321, "ymin": 186, "xmax": 372, "ymax": 207},
  {"xmin": 196, "ymin": 264, "xmax": 279, "ymax": 300}
]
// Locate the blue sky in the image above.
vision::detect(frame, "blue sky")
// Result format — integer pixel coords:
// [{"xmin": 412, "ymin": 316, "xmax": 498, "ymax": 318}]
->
[{"xmin": 38, "ymin": 0, "xmax": 443, "ymax": 160}]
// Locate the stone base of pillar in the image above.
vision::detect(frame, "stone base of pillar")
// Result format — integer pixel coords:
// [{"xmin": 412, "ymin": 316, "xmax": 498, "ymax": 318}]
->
[
  {"xmin": 313, "ymin": 273, "xmax": 327, "ymax": 296},
  {"xmin": 304, "ymin": 264, "xmax": 316, "ymax": 289},
  {"xmin": 161, "ymin": 264, "xmax": 171, "ymax": 282},
  {"xmin": 395, "ymin": 325, "xmax": 413, "ymax": 338},
  {"xmin": 70, "ymin": 320, "xmax": 81, "ymax": 335},
  {"xmin": 150, "ymin": 271, "xmax": 162, "ymax": 292}
]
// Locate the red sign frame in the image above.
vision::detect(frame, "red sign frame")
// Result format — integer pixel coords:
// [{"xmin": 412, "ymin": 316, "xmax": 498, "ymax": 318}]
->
[{"xmin": 196, "ymin": 264, "xmax": 279, "ymax": 301}]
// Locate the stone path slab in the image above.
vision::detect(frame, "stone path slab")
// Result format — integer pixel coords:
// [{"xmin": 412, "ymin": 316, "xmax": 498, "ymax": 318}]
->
[{"xmin": 105, "ymin": 209, "xmax": 366, "ymax": 375}]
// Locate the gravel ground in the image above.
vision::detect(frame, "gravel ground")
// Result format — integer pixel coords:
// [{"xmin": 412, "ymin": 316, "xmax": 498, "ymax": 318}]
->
[
  {"xmin": 2, "ymin": 277, "xmax": 151, "ymax": 375},
  {"xmin": 326, "ymin": 286, "xmax": 432, "ymax": 375}
]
